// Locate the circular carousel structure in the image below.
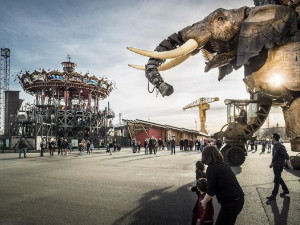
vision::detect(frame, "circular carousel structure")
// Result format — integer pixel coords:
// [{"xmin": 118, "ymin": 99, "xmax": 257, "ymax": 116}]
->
[{"xmin": 15, "ymin": 57, "xmax": 115, "ymax": 146}]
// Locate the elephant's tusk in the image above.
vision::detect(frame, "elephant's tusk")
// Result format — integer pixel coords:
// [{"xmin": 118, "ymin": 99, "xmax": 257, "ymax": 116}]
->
[
  {"xmin": 128, "ymin": 53, "xmax": 192, "ymax": 72},
  {"xmin": 127, "ymin": 39, "xmax": 198, "ymax": 59},
  {"xmin": 159, "ymin": 53, "xmax": 191, "ymax": 70},
  {"xmin": 128, "ymin": 64, "xmax": 145, "ymax": 71}
]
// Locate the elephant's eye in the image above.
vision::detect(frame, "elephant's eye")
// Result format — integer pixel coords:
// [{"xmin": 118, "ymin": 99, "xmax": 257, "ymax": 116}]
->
[{"xmin": 218, "ymin": 16, "xmax": 224, "ymax": 21}]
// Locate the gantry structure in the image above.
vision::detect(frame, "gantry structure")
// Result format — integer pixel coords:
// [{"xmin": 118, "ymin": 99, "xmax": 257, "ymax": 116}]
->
[
  {"xmin": 0, "ymin": 48, "xmax": 10, "ymax": 134},
  {"xmin": 183, "ymin": 97, "xmax": 219, "ymax": 134}
]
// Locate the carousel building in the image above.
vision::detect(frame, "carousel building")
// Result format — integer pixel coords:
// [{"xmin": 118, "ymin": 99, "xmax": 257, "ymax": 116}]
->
[{"xmin": 8, "ymin": 56, "xmax": 115, "ymax": 150}]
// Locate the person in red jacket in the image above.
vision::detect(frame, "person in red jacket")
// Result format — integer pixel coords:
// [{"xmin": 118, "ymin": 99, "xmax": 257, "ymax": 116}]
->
[{"xmin": 192, "ymin": 178, "xmax": 214, "ymax": 225}]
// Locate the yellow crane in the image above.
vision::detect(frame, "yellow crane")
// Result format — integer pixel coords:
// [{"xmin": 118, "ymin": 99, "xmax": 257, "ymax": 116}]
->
[{"xmin": 183, "ymin": 97, "xmax": 219, "ymax": 134}]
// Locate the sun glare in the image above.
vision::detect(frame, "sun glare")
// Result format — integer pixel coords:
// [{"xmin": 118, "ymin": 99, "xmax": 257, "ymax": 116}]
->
[{"xmin": 268, "ymin": 74, "xmax": 283, "ymax": 87}]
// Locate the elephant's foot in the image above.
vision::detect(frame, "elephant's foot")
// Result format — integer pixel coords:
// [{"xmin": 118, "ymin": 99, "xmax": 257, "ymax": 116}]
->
[
  {"xmin": 290, "ymin": 137, "xmax": 300, "ymax": 152},
  {"xmin": 283, "ymin": 97, "xmax": 300, "ymax": 152}
]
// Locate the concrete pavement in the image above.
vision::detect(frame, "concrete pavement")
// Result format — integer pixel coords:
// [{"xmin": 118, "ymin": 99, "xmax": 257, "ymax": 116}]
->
[{"xmin": 0, "ymin": 145, "xmax": 299, "ymax": 225}]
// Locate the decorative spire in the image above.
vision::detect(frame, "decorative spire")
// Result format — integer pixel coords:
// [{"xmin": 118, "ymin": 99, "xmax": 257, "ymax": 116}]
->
[{"xmin": 61, "ymin": 55, "xmax": 77, "ymax": 73}]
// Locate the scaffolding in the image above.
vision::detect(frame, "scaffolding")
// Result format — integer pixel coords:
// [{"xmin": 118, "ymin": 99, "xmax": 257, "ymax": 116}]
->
[{"xmin": 0, "ymin": 48, "xmax": 10, "ymax": 134}]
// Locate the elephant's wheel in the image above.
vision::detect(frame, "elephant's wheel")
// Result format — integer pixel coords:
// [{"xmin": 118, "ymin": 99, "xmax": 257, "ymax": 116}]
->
[
  {"xmin": 226, "ymin": 146, "xmax": 246, "ymax": 167},
  {"xmin": 290, "ymin": 153, "xmax": 300, "ymax": 170}
]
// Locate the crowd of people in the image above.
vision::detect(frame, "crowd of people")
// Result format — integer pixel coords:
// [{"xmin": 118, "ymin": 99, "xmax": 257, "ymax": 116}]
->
[
  {"xmin": 34, "ymin": 137, "xmax": 95, "ymax": 157},
  {"xmin": 18, "ymin": 137, "xmax": 123, "ymax": 157},
  {"xmin": 105, "ymin": 139, "xmax": 121, "ymax": 155},
  {"xmin": 18, "ymin": 134, "xmax": 225, "ymax": 158},
  {"xmin": 130, "ymin": 137, "xmax": 223, "ymax": 156},
  {"xmin": 246, "ymin": 139, "xmax": 273, "ymax": 153},
  {"xmin": 179, "ymin": 138, "xmax": 223, "ymax": 151}
]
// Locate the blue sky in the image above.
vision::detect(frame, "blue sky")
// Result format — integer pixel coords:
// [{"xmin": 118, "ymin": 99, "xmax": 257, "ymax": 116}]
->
[{"xmin": 0, "ymin": 0, "xmax": 285, "ymax": 133}]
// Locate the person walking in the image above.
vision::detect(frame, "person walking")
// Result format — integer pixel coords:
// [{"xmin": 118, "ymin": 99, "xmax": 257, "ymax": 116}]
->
[
  {"xmin": 149, "ymin": 137, "xmax": 154, "ymax": 154},
  {"xmin": 63, "ymin": 139, "xmax": 69, "ymax": 155},
  {"xmin": 68, "ymin": 142, "xmax": 73, "ymax": 152},
  {"xmin": 199, "ymin": 139, "xmax": 204, "ymax": 152},
  {"xmin": 18, "ymin": 139, "xmax": 27, "ymax": 158},
  {"xmin": 49, "ymin": 139, "xmax": 55, "ymax": 156},
  {"xmin": 108, "ymin": 140, "xmax": 113, "ymax": 155},
  {"xmin": 267, "ymin": 140, "xmax": 272, "ymax": 153},
  {"xmin": 188, "ymin": 139, "xmax": 194, "ymax": 151},
  {"xmin": 250, "ymin": 140, "xmax": 254, "ymax": 151},
  {"xmin": 40, "ymin": 138, "xmax": 46, "ymax": 157},
  {"xmin": 132, "ymin": 139, "xmax": 137, "ymax": 153},
  {"xmin": 170, "ymin": 136, "xmax": 176, "ymax": 155},
  {"xmin": 266, "ymin": 133, "xmax": 293, "ymax": 201},
  {"xmin": 78, "ymin": 141, "xmax": 83, "ymax": 156},
  {"xmin": 89, "ymin": 142, "xmax": 94, "ymax": 153},
  {"xmin": 195, "ymin": 139, "xmax": 199, "ymax": 151},
  {"xmin": 86, "ymin": 140, "xmax": 91, "ymax": 154},
  {"xmin": 254, "ymin": 140, "xmax": 258, "ymax": 152},
  {"xmin": 158, "ymin": 138, "xmax": 163, "ymax": 150},
  {"xmin": 180, "ymin": 138, "xmax": 184, "ymax": 151},
  {"xmin": 144, "ymin": 138, "xmax": 149, "ymax": 155},
  {"xmin": 184, "ymin": 138, "xmax": 188, "ymax": 151},
  {"xmin": 261, "ymin": 140, "xmax": 266, "ymax": 153},
  {"xmin": 201, "ymin": 146, "xmax": 244, "ymax": 225},
  {"xmin": 57, "ymin": 138, "xmax": 63, "ymax": 155}
]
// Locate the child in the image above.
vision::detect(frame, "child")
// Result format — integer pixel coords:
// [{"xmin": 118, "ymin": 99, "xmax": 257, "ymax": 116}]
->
[
  {"xmin": 192, "ymin": 178, "xmax": 214, "ymax": 225},
  {"xmin": 195, "ymin": 161, "xmax": 206, "ymax": 180},
  {"xmin": 188, "ymin": 161, "xmax": 206, "ymax": 195}
]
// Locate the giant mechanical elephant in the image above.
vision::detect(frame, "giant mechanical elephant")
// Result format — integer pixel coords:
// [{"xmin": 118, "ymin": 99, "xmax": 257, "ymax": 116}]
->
[{"xmin": 128, "ymin": 3, "xmax": 300, "ymax": 154}]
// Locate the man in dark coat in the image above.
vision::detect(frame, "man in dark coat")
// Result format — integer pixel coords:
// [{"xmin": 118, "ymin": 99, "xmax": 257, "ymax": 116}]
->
[{"xmin": 267, "ymin": 133, "xmax": 293, "ymax": 201}]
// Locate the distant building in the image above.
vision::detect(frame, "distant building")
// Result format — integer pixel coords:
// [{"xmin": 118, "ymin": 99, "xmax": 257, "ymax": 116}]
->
[
  {"xmin": 114, "ymin": 119, "xmax": 208, "ymax": 147},
  {"xmin": 258, "ymin": 126, "xmax": 287, "ymax": 140}
]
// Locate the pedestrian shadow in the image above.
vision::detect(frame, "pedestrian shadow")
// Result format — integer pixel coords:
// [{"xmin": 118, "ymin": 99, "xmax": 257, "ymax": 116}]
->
[
  {"xmin": 0, "ymin": 157, "xmax": 22, "ymax": 161},
  {"xmin": 112, "ymin": 184, "xmax": 196, "ymax": 225},
  {"xmin": 113, "ymin": 183, "xmax": 220, "ymax": 225},
  {"xmin": 266, "ymin": 196, "xmax": 290, "ymax": 225},
  {"xmin": 257, "ymin": 187, "xmax": 300, "ymax": 225}
]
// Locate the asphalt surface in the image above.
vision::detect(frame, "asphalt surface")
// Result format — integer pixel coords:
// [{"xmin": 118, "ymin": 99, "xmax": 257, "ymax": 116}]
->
[{"xmin": 0, "ymin": 145, "xmax": 299, "ymax": 225}]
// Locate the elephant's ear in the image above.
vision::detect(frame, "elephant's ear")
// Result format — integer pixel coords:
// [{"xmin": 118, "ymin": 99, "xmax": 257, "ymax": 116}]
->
[{"xmin": 236, "ymin": 5, "xmax": 297, "ymax": 67}]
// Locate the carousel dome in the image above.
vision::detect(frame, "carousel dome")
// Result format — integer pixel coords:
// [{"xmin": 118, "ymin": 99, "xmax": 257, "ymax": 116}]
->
[{"xmin": 18, "ymin": 56, "xmax": 115, "ymax": 100}]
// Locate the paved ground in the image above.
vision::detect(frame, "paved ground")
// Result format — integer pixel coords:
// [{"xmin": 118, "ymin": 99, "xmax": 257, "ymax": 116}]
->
[{"xmin": 0, "ymin": 145, "xmax": 299, "ymax": 225}]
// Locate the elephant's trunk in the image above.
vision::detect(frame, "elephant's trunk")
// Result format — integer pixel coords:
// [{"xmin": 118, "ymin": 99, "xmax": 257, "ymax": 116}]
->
[
  {"xmin": 145, "ymin": 24, "xmax": 210, "ymax": 97},
  {"xmin": 145, "ymin": 32, "xmax": 185, "ymax": 96}
]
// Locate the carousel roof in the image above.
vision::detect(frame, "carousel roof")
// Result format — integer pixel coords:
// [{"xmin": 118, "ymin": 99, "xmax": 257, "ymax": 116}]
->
[{"xmin": 18, "ymin": 59, "xmax": 115, "ymax": 99}]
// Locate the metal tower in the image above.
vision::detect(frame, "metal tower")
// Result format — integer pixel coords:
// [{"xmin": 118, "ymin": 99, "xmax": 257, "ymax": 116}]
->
[
  {"xmin": 183, "ymin": 97, "xmax": 219, "ymax": 134},
  {"xmin": 0, "ymin": 48, "xmax": 10, "ymax": 134}
]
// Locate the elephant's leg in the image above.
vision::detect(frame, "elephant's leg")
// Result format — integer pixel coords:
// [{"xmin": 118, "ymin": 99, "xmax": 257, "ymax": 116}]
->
[{"xmin": 283, "ymin": 97, "xmax": 300, "ymax": 152}]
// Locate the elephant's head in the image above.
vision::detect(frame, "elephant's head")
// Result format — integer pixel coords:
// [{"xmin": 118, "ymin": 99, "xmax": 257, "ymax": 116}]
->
[{"xmin": 128, "ymin": 5, "xmax": 297, "ymax": 97}]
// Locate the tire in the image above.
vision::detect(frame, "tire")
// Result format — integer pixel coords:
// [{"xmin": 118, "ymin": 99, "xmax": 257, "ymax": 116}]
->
[{"xmin": 227, "ymin": 146, "xmax": 246, "ymax": 166}]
